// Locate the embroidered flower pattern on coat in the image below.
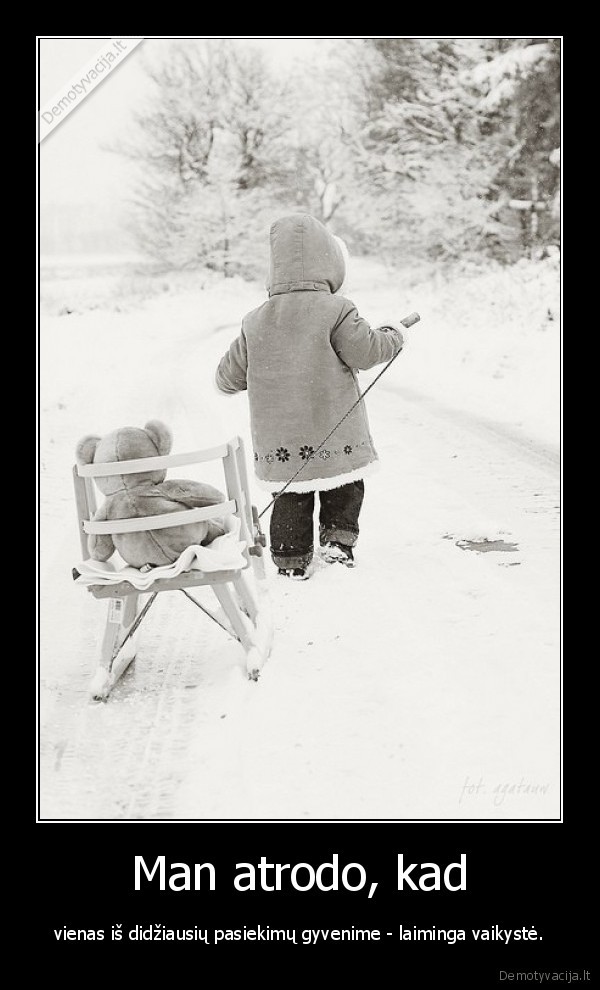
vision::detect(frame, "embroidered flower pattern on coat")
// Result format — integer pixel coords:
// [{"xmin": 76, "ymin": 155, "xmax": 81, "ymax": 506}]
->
[{"xmin": 254, "ymin": 440, "xmax": 369, "ymax": 465}]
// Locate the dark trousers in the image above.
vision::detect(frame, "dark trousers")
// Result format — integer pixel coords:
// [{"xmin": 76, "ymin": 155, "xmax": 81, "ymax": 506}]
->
[{"xmin": 270, "ymin": 481, "xmax": 365, "ymax": 569}]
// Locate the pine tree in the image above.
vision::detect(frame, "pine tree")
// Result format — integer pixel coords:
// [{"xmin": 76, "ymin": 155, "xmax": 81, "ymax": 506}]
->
[
  {"xmin": 340, "ymin": 37, "xmax": 560, "ymax": 263},
  {"xmin": 468, "ymin": 38, "xmax": 560, "ymax": 256},
  {"xmin": 341, "ymin": 39, "xmax": 499, "ymax": 262}
]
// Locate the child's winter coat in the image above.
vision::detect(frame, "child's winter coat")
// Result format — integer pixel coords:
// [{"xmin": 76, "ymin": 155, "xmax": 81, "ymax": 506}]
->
[{"xmin": 215, "ymin": 214, "xmax": 403, "ymax": 492}]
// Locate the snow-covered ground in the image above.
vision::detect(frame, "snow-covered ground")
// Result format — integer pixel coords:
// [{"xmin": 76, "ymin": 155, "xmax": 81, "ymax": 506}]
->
[{"xmin": 39, "ymin": 253, "xmax": 560, "ymax": 820}]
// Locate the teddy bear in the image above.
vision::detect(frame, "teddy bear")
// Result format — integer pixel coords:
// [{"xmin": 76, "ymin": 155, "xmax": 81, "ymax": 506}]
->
[{"xmin": 75, "ymin": 420, "xmax": 227, "ymax": 568}]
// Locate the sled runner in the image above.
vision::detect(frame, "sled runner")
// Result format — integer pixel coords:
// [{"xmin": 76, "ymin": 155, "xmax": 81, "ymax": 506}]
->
[{"xmin": 72, "ymin": 436, "xmax": 272, "ymax": 701}]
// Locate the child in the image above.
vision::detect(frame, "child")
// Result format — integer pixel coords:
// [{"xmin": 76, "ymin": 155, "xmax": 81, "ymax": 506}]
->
[{"xmin": 215, "ymin": 213, "xmax": 404, "ymax": 579}]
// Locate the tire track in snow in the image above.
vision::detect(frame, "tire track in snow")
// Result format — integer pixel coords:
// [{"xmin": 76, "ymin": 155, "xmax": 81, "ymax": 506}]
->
[
  {"xmin": 380, "ymin": 382, "xmax": 559, "ymax": 474},
  {"xmin": 40, "ymin": 591, "xmax": 244, "ymax": 820},
  {"xmin": 41, "ymin": 284, "xmax": 560, "ymax": 820},
  {"xmin": 170, "ymin": 374, "xmax": 560, "ymax": 819},
  {"xmin": 40, "ymin": 308, "xmax": 254, "ymax": 820}
]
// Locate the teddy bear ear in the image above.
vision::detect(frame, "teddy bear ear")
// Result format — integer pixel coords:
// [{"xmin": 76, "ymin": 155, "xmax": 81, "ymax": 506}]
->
[
  {"xmin": 76, "ymin": 434, "xmax": 101, "ymax": 465},
  {"xmin": 144, "ymin": 420, "xmax": 172, "ymax": 456}
]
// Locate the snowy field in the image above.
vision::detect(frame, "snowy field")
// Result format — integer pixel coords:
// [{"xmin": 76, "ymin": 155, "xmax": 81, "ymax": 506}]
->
[{"xmin": 39, "ymin": 253, "xmax": 560, "ymax": 820}]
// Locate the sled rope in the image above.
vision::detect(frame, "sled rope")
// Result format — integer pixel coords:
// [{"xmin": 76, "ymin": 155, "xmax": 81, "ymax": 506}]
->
[
  {"xmin": 257, "ymin": 311, "xmax": 420, "ymax": 519},
  {"xmin": 110, "ymin": 592, "xmax": 158, "ymax": 666},
  {"xmin": 179, "ymin": 588, "xmax": 241, "ymax": 642}
]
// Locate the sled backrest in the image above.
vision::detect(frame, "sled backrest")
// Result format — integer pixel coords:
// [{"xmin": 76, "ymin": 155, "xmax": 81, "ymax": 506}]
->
[{"xmin": 73, "ymin": 435, "xmax": 255, "ymax": 562}]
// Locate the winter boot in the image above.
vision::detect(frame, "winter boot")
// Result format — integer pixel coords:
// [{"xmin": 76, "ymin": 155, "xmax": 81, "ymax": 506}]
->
[
  {"xmin": 320, "ymin": 542, "xmax": 355, "ymax": 567},
  {"xmin": 278, "ymin": 567, "xmax": 309, "ymax": 581}
]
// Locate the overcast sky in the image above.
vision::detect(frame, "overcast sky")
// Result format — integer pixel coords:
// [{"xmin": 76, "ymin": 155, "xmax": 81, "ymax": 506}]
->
[{"xmin": 39, "ymin": 37, "xmax": 338, "ymax": 214}]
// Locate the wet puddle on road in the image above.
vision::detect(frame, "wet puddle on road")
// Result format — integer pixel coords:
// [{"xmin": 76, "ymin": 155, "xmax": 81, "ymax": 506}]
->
[
  {"xmin": 443, "ymin": 533, "xmax": 521, "ymax": 560},
  {"xmin": 457, "ymin": 539, "xmax": 520, "ymax": 554}
]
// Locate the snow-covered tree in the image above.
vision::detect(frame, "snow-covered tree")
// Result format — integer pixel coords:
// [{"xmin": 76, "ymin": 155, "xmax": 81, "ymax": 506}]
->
[
  {"xmin": 337, "ymin": 39, "xmax": 503, "ymax": 262},
  {"xmin": 122, "ymin": 40, "xmax": 298, "ymax": 273},
  {"xmin": 120, "ymin": 37, "xmax": 560, "ymax": 273},
  {"xmin": 341, "ymin": 37, "xmax": 560, "ymax": 263},
  {"xmin": 468, "ymin": 38, "xmax": 561, "ymax": 255}
]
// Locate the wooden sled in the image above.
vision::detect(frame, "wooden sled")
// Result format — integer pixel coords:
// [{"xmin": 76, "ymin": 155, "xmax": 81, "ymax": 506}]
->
[{"xmin": 73, "ymin": 436, "xmax": 272, "ymax": 701}]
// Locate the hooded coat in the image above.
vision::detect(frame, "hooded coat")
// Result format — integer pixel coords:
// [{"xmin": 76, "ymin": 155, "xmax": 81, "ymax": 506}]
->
[{"xmin": 215, "ymin": 214, "xmax": 403, "ymax": 492}]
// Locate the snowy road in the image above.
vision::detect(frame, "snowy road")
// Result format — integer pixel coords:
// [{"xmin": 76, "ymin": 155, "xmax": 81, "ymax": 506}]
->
[{"xmin": 39, "ymin": 260, "xmax": 560, "ymax": 820}]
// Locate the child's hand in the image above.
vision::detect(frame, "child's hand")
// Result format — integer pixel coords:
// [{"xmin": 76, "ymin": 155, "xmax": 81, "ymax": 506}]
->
[{"xmin": 382, "ymin": 326, "xmax": 404, "ymax": 350}]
